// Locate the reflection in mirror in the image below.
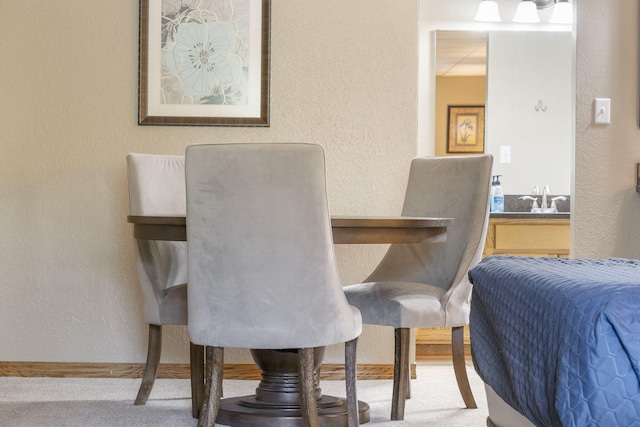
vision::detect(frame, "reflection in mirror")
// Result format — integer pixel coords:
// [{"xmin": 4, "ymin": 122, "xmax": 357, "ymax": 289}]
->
[
  {"xmin": 435, "ymin": 31, "xmax": 487, "ymax": 158},
  {"xmin": 435, "ymin": 30, "xmax": 573, "ymax": 196}
]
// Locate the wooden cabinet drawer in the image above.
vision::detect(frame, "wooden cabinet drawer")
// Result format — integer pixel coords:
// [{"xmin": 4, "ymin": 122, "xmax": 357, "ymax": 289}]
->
[{"xmin": 495, "ymin": 224, "xmax": 569, "ymax": 251}]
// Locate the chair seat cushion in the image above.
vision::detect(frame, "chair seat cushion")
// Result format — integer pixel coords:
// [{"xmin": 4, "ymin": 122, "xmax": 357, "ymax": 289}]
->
[
  {"xmin": 343, "ymin": 281, "xmax": 447, "ymax": 328},
  {"xmin": 159, "ymin": 283, "xmax": 188, "ymax": 325}
]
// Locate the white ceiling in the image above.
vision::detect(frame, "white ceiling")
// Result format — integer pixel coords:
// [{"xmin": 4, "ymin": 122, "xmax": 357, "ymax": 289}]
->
[{"xmin": 436, "ymin": 31, "xmax": 487, "ymax": 77}]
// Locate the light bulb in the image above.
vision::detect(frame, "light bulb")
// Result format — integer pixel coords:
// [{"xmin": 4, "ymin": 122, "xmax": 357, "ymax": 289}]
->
[
  {"xmin": 550, "ymin": 0, "xmax": 572, "ymax": 24},
  {"xmin": 474, "ymin": 0, "xmax": 501, "ymax": 22},
  {"xmin": 513, "ymin": 0, "xmax": 540, "ymax": 23}
]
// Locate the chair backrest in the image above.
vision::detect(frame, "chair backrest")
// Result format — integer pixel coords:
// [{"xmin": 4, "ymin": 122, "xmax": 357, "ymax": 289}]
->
[
  {"xmin": 365, "ymin": 155, "xmax": 493, "ymax": 325},
  {"xmin": 185, "ymin": 143, "xmax": 361, "ymax": 349},
  {"xmin": 127, "ymin": 153, "xmax": 187, "ymax": 325},
  {"xmin": 127, "ymin": 154, "xmax": 186, "ymax": 216}
]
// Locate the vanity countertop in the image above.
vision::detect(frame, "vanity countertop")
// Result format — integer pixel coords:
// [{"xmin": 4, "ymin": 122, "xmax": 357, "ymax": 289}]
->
[
  {"xmin": 490, "ymin": 212, "xmax": 570, "ymax": 219},
  {"xmin": 494, "ymin": 194, "xmax": 570, "ymax": 219}
]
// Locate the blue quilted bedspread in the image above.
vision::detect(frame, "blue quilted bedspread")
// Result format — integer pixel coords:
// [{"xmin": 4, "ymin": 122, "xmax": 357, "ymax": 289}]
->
[{"xmin": 469, "ymin": 256, "xmax": 640, "ymax": 427}]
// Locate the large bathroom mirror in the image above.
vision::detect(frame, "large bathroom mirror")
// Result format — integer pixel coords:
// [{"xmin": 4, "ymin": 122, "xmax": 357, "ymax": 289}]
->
[{"xmin": 435, "ymin": 29, "xmax": 573, "ymax": 196}]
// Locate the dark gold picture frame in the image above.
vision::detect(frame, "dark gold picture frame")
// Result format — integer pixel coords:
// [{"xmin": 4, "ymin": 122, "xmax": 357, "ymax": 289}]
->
[
  {"xmin": 446, "ymin": 106, "xmax": 485, "ymax": 153},
  {"xmin": 139, "ymin": 0, "xmax": 270, "ymax": 126}
]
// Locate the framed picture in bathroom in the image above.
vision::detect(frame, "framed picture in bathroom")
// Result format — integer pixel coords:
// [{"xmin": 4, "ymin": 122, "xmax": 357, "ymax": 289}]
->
[{"xmin": 447, "ymin": 106, "xmax": 485, "ymax": 153}]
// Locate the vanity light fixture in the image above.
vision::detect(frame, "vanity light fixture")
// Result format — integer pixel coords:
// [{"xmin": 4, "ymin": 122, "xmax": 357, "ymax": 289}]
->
[
  {"xmin": 549, "ymin": 0, "xmax": 572, "ymax": 24},
  {"xmin": 513, "ymin": 0, "xmax": 541, "ymax": 23},
  {"xmin": 474, "ymin": 0, "xmax": 502, "ymax": 22},
  {"xmin": 474, "ymin": 0, "xmax": 572, "ymax": 24}
]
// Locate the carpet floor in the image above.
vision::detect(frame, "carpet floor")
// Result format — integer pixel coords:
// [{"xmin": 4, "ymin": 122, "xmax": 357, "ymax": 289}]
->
[{"xmin": 0, "ymin": 362, "xmax": 489, "ymax": 426}]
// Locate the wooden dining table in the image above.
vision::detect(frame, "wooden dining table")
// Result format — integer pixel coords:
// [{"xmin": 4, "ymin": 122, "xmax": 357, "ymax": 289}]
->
[
  {"xmin": 128, "ymin": 215, "xmax": 452, "ymax": 245},
  {"xmin": 127, "ymin": 214, "xmax": 452, "ymax": 426}
]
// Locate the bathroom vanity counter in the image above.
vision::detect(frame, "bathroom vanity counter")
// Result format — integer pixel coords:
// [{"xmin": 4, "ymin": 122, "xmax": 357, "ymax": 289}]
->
[{"xmin": 489, "ymin": 212, "xmax": 570, "ymax": 220}]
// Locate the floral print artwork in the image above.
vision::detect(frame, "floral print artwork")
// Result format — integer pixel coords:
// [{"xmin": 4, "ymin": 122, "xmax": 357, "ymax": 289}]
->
[{"xmin": 161, "ymin": 0, "xmax": 250, "ymax": 106}]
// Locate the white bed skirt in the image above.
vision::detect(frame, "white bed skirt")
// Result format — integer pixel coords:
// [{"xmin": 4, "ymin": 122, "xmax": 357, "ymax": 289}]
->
[{"xmin": 485, "ymin": 384, "xmax": 535, "ymax": 427}]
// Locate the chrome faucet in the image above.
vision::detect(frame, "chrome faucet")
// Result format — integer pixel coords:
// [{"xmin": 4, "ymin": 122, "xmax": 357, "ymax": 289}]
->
[
  {"xmin": 550, "ymin": 196, "xmax": 566, "ymax": 213},
  {"xmin": 525, "ymin": 185, "xmax": 561, "ymax": 213},
  {"xmin": 519, "ymin": 195, "xmax": 540, "ymax": 212},
  {"xmin": 541, "ymin": 185, "xmax": 551, "ymax": 210},
  {"xmin": 520, "ymin": 186, "xmax": 543, "ymax": 212}
]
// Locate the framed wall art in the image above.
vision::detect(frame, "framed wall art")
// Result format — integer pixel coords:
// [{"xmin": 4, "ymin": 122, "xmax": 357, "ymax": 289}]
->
[
  {"xmin": 139, "ymin": 0, "xmax": 270, "ymax": 126},
  {"xmin": 446, "ymin": 106, "xmax": 485, "ymax": 153}
]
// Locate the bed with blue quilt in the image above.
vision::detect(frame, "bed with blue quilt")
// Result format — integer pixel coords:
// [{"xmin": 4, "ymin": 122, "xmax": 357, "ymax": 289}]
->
[{"xmin": 468, "ymin": 256, "xmax": 640, "ymax": 427}]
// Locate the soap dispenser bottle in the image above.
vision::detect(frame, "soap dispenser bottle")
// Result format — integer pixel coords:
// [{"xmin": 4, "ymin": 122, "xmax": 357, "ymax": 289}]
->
[{"xmin": 490, "ymin": 175, "xmax": 504, "ymax": 213}]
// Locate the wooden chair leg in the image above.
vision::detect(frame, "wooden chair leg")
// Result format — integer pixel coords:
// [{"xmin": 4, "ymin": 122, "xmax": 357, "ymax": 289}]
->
[
  {"xmin": 190, "ymin": 342, "xmax": 205, "ymax": 418},
  {"xmin": 391, "ymin": 328, "xmax": 410, "ymax": 421},
  {"xmin": 406, "ymin": 353, "xmax": 412, "ymax": 400},
  {"xmin": 197, "ymin": 346, "xmax": 224, "ymax": 427},
  {"xmin": 452, "ymin": 326, "xmax": 477, "ymax": 409},
  {"xmin": 135, "ymin": 324, "xmax": 162, "ymax": 405},
  {"xmin": 299, "ymin": 348, "xmax": 320, "ymax": 427},
  {"xmin": 345, "ymin": 338, "xmax": 359, "ymax": 427}
]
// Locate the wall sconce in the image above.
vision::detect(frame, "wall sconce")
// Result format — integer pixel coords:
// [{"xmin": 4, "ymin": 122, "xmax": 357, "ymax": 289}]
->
[
  {"xmin": 636, "ymin": 163, "xmax": 640, "ymax": 193},
  {"xmin": 474, "ymin": 0, "xmax": 572, "ymax": 25}
]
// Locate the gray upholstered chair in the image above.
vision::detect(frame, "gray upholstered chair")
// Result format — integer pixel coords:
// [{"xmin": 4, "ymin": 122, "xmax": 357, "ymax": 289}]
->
[
  {"xmin": 185, "ymin": 143, "xmax": 362, "ymax": 427},
  {"xmin": 343, "ymin": 154, "xmax": 493, "ymax": 420},
  {"xmin": 126, "ymin": 153, "xmax": 203, "ymax": 417}
]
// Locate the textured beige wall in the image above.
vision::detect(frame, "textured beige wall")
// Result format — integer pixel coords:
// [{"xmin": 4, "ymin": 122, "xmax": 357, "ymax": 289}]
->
[
  {"xmin": 574, "ymin": 0, "xmax": 640, "ymax": 258},
  {"xmin": 0, "ymin": 1, "xmax": 418, "ymax": 364}
]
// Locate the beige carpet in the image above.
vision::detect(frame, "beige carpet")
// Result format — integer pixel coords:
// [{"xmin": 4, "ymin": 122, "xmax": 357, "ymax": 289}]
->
[{"xmin": 0, "ymin": 362, "xmax": 489, "ymax": 426}]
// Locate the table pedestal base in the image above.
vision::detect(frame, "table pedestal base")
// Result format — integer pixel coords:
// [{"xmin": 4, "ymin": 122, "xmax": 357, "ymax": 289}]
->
[
  {"xmin": 214, "ymin": 348, "xmax": 370, "ymax": 426},
  {"xmin": 216, "ymin": 395, "xmax": 370, "ymax": 426}
]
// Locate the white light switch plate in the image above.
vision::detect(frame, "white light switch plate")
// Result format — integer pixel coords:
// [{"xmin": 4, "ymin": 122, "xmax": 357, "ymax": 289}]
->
[
  {"xmin": 594, "ymin": 98, "xmax": 611, "ymax": 124},
  {"xmin": 500, "ymin": 145, "xmax": 511, "ymax": 164}
]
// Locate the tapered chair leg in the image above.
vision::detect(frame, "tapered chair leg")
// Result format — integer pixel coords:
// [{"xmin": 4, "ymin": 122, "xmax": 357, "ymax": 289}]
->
[
  {"xmin": 190, "ymin": 342, "xmax": 205, "ymax": 418},
  {"xmin": 406, "ymin": 349, "xmax": 412, "ymax": 400},
  {"xmin": 135, "ymin": 324, "xmax": 162, "ymax": 405},
  {"xmin": 198, "ymin": 346, "xmax": 224, "ymax": 427},
  {"xmin": 452, "ymin": 326, "xmax": 477, "ymax": 409},
  {"xmin": 299, "ymin": 348, "xmax": 320, "ymax": 427},
  {"xmin": 345, "ymin": 338, "xmax": 360, "ymax": 427},
  {"xmin": 391, "ymin": 328, "xmax": 410, "ymax": 421}
]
